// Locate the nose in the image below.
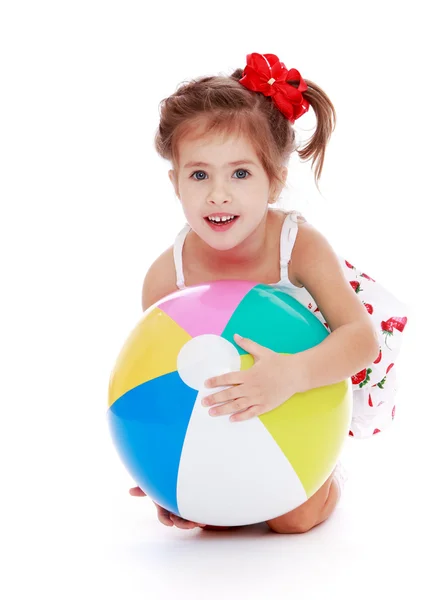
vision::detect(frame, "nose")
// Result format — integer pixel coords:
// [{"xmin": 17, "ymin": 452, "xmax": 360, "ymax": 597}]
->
[
  {"xmin": 207, "ymin": 182, "xmax": 232, "ymax": 207},
  {"xmin": 207, "ymin": 196, "xmax": 231, "ymax": 207}
]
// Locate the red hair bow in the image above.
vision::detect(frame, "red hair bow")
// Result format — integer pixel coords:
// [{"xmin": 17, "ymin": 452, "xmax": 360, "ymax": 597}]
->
[{"xmin": 239, "ymin": 53, "xmax": 309, "ymax": 124}]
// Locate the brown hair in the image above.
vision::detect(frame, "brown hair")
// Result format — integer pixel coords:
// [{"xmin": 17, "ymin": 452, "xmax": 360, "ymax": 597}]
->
[{"xmin": 154, "ymin": 66, "xmax": 336, "ymax": 197}]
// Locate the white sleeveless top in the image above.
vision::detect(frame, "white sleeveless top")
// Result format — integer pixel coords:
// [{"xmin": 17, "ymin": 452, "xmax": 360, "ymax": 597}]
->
[{"xmin": 173, "ymin": 210, "xmax": 309, "ymax": 296}]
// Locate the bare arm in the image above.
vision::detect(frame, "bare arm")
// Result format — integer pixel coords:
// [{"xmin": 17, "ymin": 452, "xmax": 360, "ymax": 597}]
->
[
  {"xmin": 290, "ymin": 223, "xmax": 379, "ymax": 391},
  {"xmin": 141, "ymin": 246, "xmax": 178, "ymax": 311}
]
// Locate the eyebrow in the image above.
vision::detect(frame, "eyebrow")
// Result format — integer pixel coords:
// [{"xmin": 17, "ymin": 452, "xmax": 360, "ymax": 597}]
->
[{"xmin": 183, "ymin": 159, "xmax": 257, "ymax": 169}]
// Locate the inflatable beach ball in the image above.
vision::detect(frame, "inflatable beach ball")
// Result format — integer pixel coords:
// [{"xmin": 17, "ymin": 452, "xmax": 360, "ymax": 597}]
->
[{"xmin": 107, "ymin": 280, "xmax": 352, "ymax": 527}]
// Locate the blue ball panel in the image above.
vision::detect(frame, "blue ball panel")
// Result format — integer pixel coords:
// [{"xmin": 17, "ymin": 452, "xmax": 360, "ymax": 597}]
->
[{"xmin": 107, "ymin": 370, "xmax": 198, "ymax": 515}]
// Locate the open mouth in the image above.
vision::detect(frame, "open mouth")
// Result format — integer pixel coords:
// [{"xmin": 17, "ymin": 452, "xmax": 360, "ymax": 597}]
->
[{"xmin": 204, "ymin": 215, "xmax": 240, "ymax": 231}]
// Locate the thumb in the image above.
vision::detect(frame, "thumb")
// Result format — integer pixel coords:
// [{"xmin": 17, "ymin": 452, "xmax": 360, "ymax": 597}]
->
[{"xmin": 233, "ymin": 333, "xmax": 270, "ymax": 358}]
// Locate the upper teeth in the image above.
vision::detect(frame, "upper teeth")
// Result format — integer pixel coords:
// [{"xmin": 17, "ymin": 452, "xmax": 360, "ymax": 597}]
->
[{"xmin": 208, "ymin": 215, "xmax": 235, "ymax": 222}]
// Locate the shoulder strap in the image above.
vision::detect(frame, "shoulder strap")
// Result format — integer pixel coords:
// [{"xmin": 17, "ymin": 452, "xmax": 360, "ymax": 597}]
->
[
  {"xmin": 173, "ymin": 223, "xmax": 191, "ymax": 290},
  {"xmin": 279, "ymin": 211, "xmax": 302, "ymax": 281}
]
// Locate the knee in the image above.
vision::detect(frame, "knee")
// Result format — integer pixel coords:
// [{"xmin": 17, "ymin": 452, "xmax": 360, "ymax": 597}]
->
[
  {"xmin": 268, "ymin": 515, "xmax": 316, "ymax": 535},
  {"xmin": 267, "ymin": 477, "xmax": 340, "ymax": 535},
  {"xmin": 266, "ymin": 502, "xmax": 319, "ymax": 534}
]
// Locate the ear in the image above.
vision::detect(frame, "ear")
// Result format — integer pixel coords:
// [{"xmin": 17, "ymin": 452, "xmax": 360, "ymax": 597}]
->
[
  {"xmin": 269, "ymin": 167, "xmax": 288, "ymax": 203},
  {"xmin": 168, "ymin": 169, "xmax": 180, "ymax": 199}
]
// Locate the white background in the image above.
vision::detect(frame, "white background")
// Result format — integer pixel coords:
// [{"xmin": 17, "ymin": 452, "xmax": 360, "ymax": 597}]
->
[{"xmin": 1, "ymin": 1, "xmax": 445, "ymax": 598}]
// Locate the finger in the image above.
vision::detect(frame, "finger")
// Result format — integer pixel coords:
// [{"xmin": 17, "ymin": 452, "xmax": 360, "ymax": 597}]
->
[
  {"xmin": 210, "ymin": 398, "xmax": 251, "ymax": 417},
  {"xmin": 158, "ymin": 514, "xmax": 174, "ymax": 527},
  {"xmin": 172, "ymin": 514, "xmax": 206, "ymax": 528},
  {"xmin": 171, "ymin": 516, "xmax": 199, "ymax": 529},
  {"xmin": 156, "ymin": 504, "xmax": 175, "ymax": 526},
  {"xmin": 202, "ymin": 385, "xmax": 243, "ymax": 407},
  {"xmin": 233, "ymin": 334, "xmax": 270, "ymax": 358},
  {"xmin": 204, "ymin": 371, "xmax": 244, "ymax": 390},
  {"xmin": 230, "ymin": 405, "xmax": 260, "ymax": 422},
  {"xmin": 129, "ymin": 486, "xmax": 146, "ymax": 496}
]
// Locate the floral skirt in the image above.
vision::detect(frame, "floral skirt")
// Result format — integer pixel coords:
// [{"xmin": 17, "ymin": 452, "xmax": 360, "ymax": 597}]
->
[{"xmin": 281, "ymin": 254, "xmax": 409, "ymax": 439}]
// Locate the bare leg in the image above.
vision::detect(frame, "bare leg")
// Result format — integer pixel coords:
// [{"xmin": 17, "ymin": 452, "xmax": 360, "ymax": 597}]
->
[{"xmin": 266, "ymin": 469, "xmax": 342, "ymax": 534}]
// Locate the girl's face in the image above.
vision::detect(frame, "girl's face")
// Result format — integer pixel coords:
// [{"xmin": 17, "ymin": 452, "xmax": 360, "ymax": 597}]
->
[{"xmin": 169, "ymin": 129, "xmax": 286, "ymax": 252}]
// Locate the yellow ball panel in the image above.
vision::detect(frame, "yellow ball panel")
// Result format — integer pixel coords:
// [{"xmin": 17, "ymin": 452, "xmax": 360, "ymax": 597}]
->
[
  {"xmin": 108, "ymin": 308, "xmax": 192, "ymax": 407},
  {"xmin": 240, "ymin": 353, "xmax": 351, "ymax": 497},
  {"xmin": 260, "ymin": 380, "xmax": 351, "ymax": 497},
  {"xmin": 239, "ymin": 353, "xmax": 255, "ymax": 371}
]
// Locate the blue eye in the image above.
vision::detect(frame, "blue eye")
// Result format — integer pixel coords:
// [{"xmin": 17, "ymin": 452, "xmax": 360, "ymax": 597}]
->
[{"xmin": 191, "ymin": 169, "xmax": 250, "ymax": 181}]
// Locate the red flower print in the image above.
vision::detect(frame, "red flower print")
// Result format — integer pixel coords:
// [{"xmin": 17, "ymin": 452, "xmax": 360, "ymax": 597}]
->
[
  {"xmin": 350, "ymin": 281, "xmax": 363, "ymax": 294},
  {"xmin": 363, "ymin": 303, "xmax": 373, "ymax": 314},
  {"xmin": 352, "ymin": 367, "xmax": 372, "ymax": 388},
  {"xmin": 360, "ymin": 272, "xmax": 376, "ymax": 282},
  {"xmin": 373, "ymin": 349, "xmax": 382, "ymax": 364},
  {"xmin": 381, "ymin": 316, "xmax": 408, "ymax": 349}
]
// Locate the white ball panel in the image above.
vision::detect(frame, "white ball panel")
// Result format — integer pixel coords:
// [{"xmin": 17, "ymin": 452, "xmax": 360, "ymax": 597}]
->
[
  {"xmin": 177, "ymin": 334, "xmax": 241, "ymax": 391},
  {"xmin": 176, "ymin": 388, "xmax": 307, "ymax": 526}
]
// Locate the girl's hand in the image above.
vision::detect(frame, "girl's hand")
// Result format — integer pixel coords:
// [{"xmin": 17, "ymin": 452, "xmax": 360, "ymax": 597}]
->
[
  {"xmin": 129, "ymin": 487, "xmax": 207, "ymax": 529},
  {"xmin": 202, "ymin": 334, "xmax": 302, "ymax": 422}
]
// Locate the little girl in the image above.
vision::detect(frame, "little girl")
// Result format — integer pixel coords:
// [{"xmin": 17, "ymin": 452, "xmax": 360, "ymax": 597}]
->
[{"xmin": 129, "ymin": 53, "xmax": 408, "ymax": 533}]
